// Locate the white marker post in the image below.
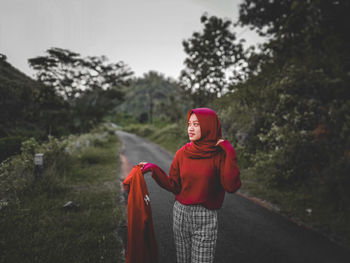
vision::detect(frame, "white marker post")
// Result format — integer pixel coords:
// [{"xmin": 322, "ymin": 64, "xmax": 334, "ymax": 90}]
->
[{"xmin": 34, "ymin": 153, "xmax": 44, "ymax": 179}]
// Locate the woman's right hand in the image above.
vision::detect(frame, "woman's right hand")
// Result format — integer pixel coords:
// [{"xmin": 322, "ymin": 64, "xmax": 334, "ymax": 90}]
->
[{"xmin": 138, "ymin": 162, "xmax": 148, "ymax": 169}]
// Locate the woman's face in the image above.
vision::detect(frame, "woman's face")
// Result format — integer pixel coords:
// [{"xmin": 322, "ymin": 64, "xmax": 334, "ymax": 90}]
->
[{"xmin": 188, "ymin": 113, "xmax": 201, "ymax": 141}]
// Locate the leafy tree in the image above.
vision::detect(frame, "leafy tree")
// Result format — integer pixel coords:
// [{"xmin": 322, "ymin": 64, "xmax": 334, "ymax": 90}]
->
[
  {"xmin": 28, "ymin": 48, "xmax": 81, "ymax": 103},
  {"xmin": 0, "ymin": 59, "xmax": 67, "ymax": 138},
  {"xmin": 0, "ymin": 58, "xmax": 71, "ymax": 161},
  {"xmin": 29, "ymin": 48, "xmax": 133, "ymax": 130},
  {"xmin": 29, "ymin": 48, "xmax": 132, "ymax": 103},
  {"xmin": 235, "ymin": 0, "xmax": 350, "ymax": 178},
  {"xmin": 180, "ymin": 14, "xmax": 246, "ymax": 107},
  {"xmin": 214, "ymin": 0, "xmax": 350, "ymax": 221},
  {"xmin": 208, "ymin": 0, "xmax": 350, "ymax": 240},
  {"xmin": 117, "ymin": 71, "xmax": 190, "ymax": 123}
]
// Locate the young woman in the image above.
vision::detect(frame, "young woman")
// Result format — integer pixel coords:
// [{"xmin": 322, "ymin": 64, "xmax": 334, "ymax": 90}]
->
[{"xmin": 139, "ymin": 107, "xmax": 241, "ymax": 263}]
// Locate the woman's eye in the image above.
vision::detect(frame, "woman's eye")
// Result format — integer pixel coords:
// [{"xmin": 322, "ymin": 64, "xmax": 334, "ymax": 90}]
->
[{"xmin": 188, "ymin": 122, "xmax": 199, "ymax": 127}]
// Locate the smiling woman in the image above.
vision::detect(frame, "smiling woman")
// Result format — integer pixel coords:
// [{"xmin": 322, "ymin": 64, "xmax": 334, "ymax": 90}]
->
[
  {"xmin": 138, "ymin": 107, "xmax": 241, "ymax": 263},
  {"xmin": 187, "ymin": 113, "xmax": 201, "ymax": 141}
]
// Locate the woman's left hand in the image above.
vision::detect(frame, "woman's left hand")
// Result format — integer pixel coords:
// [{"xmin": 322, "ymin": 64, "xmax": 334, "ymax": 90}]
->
[{"xmin": 216, "ymin": 139, "xmax": 225, "ymax": 146}]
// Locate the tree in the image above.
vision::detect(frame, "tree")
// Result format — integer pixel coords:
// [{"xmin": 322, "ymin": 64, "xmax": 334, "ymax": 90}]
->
[
  {"xmin": 218, "ymin": 0, "xmax": 350, "ymax": 216},
  {"xmin": 29, "ymin": 48, "xmax": 133, "ymax": 130},
  {"xmin": 0, "ymin": 58, "xmax": 68, "ymax": 138},
  {"xmin": 208, "ymin": 0, "xmax": 350, "ymax": 241},
  {"xmin": 180, "ymin": 14, "xmax": 245, "ymax": 107},
  {"xmin": 29, "ymin": 48, "xmax": 133, "ymax": 104},
  {"xmin": 0, "ymin": 58, "xmax": 71, "ymax": 161},
  {"xmin": 235, "ymin": 0, "xmax": 350, "ymax": 178},
  {"xmin": 117, "ymin": 71, "xmax": 190, "ymax": 123}
]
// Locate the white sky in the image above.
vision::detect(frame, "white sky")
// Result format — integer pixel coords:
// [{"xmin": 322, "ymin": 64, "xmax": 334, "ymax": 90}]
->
[{"xmin": 0, "ymin": 0, "xmax": 263, "ymax": 79}]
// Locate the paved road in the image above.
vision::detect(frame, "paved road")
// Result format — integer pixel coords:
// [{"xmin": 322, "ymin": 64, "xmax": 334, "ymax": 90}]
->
[{"xmin": 117, "ymin": 130, "xmax": 350, "ymax": 263}]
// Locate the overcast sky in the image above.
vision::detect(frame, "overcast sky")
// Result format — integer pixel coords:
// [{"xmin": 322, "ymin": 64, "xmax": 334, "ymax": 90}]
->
[{"xmin": 0, "ymin": 0, "xmax": 263, "ymax": 79}]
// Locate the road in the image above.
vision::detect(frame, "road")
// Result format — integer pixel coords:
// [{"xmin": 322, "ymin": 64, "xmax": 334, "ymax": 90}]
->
[{"xmin": 116, "ymin": 130, "xmax": 350, "ymax": 263}]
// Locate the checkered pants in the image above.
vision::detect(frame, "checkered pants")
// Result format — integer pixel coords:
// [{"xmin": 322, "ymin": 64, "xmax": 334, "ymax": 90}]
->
[{"xmin": 173, "ymin": 201, "xmax": 218, "ymax": 263}]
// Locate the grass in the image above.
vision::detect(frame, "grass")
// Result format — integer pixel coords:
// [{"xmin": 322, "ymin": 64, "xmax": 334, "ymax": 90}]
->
[
  {"xmin": 122, "ymin": 122, "xmax": 188, "ymax": 154},
  {"xmin": 239, "ymin": 168, "xmax": 350, "ymax": 248},
  {"xmin": 0, "ymin": 131, "xmax": 126, "ymax": 263}
]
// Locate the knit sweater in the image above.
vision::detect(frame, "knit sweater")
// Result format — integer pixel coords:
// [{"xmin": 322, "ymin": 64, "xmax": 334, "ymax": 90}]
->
[{"xmin": 143, "ymin": 140, "xmax": 241, "ymax": 210}]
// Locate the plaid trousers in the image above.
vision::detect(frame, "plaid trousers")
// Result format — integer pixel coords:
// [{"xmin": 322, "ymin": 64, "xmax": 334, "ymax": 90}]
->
[{"xmin": 173, "ymin": 201, "xmax": 218, "ymax": 263}]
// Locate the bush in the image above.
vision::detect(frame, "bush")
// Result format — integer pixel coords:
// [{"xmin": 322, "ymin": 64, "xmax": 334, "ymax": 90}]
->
[
  {"xmin": 1, "ymin": 123, "xmax": 125, "ymax": 262},
  {"xmin": 123, "ymin": 124, "xmax": 157, "ymax": 138},
  {"xmin": 0, "ymin": 136, "xmax": 71, "ymax": 204},
  {"xmin": 0, "ymin": 136, "xmax": 23, "ymax": 162},
  {"xmin": 80, "ymin": 147, "xmax": 107, "ymax": 165}
]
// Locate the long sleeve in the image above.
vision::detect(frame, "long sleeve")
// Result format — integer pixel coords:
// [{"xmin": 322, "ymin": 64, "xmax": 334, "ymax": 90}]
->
[
  {"xmin": 123, "ymin": 166, "xmax": 158, "ymax": 263},
  {"xmin": 143, "ymin": 155, "xmax": 181, "ymax": 195},
  {"xmin": 218, "ymin": 140, "xmax": 241, "ymax": 193}
]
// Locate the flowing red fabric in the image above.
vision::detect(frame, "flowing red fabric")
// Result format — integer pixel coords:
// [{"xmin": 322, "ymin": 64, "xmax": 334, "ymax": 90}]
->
[{"xmin": 184, "ymin": 108, "xmax": 222, "ymax": 159}]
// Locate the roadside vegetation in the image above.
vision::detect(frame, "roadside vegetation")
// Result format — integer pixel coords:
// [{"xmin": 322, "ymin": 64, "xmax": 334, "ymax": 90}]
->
[
  {"xmin": 122, "ymin": 122, "xmax": 188, "ymax": 154},
  {"xmin": 1, "ymin": 0, "xmax": 348, "ymax": 253},
  {"xmin": 0, "ymin": 123, "xmax": 125, "ymax": 263}
]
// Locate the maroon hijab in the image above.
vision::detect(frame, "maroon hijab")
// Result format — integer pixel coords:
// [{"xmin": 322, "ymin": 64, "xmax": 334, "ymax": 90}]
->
[{"xmin": 183, "ymin": 108, "xmax": 222, "ymax": 159}]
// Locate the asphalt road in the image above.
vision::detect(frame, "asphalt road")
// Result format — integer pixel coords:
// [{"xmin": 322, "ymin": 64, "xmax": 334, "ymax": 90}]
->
[{"xmin": 116, "ymin": 130, "xmax": 350, "ymax": 263}]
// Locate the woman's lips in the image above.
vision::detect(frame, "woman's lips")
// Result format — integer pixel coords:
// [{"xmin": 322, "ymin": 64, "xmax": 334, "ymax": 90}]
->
[{"xmin": 189, "ymin": 133, "xmax": 195, "ymax": 137}]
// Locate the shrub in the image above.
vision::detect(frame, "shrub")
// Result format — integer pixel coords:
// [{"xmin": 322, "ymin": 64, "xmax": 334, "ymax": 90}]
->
[
  {"xmin": 79, "ymin": 147, "xmax": 106, "ymax": 165},
  {"xmin": 0, "ymin": 136, "xmax": 24, "ymax": 162}
]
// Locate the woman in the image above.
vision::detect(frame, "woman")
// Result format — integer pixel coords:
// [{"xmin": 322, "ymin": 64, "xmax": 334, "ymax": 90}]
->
[{"xmin": 140, "ymin": 107, "xmax": 241, "ymax": 263}]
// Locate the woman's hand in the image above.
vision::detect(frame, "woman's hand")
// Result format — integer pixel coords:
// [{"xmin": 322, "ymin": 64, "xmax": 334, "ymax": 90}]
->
[
  {"xmin": 216, "ymin": 139, "xmax": 225, "ymax": 146},
  {"xmin": 138, "ymin": 162, "xmax": 148, "ymax": 169}
]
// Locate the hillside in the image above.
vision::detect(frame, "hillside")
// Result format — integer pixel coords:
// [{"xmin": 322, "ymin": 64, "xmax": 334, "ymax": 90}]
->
[{"xmin": 0, "ymin": 56, "xmax": 66, "ymax": 161}]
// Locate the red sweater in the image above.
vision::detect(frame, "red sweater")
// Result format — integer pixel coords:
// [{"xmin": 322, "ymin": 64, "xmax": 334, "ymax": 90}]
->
[
  {"xmin": 143, "ymin": 140, "xmax": 241, "ymax": 210},
  {"xmin": 123, "ymin": 165, "xmax": 158, "ymax": 263}
]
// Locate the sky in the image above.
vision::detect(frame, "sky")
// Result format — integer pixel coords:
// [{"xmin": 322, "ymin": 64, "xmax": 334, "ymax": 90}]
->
[{"xmin": 0, "ymin": 0, "xmax": 263, "ymax": 79}]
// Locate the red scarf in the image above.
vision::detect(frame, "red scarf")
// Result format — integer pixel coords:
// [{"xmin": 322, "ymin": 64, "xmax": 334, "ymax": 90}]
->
[{"xmin": 183, "ymin": 108, "xmax": 223, "ymax": 159}]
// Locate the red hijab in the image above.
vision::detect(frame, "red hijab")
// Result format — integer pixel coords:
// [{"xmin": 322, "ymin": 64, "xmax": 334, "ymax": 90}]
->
[{"xmin": 183, "ymin": 108, "xmax": 222, "ymax": 159}]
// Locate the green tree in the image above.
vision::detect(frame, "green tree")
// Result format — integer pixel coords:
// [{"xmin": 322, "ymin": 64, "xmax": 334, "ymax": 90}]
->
[
  {"xmin": 0, "ymin": 58, "xmax": 70, "ymax": 161},
  {"xmin": 117, "ymin": 71, "xmax": 190, "ymax": 123},
  {"xmin": 180, "ymin": 14, "xmax": 245, "ymax": 107},
  {"xmin": 0, "ymin": 59, "xmax": 68, "ymax": 138},
  {"xmin": 29, "ymin": 48, "xmax": 133, "ymax": 130},
  {"xmin": 209, "ymin": 0, "xmax": 350, "ymax": 240},
  {"xmin": 216, "ymin": 0, "xmax": 350, "ymax": 219},
  {"xmin": 235, "ymin": 0, "xmax": 350, "ymax": 180}
]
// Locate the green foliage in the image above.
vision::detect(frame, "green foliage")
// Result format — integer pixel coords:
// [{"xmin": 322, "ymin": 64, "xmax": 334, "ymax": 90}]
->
[
  {"xmin": 209, "ymin": 0, "xmax": 350, "ymax": 243},
  {"xmin": 1, "ymin": 48, "xmax": 133, "ymax": 162},
  {"xmin": 1, "ymin": 124, "xmax": 124, "ymax": 262},
  {"xmin": 0, "ymin": 136, "xmax": 23, "ymax": 162},
  {"xmin": 0, "ymin": 136, "xmax": 71, "ymax": 204},
  {"xmin": 28, "ymin": 47, "xmax": 134, "ymax": 132},
  {"xmin": 148, "ymin": 123, "xmax": 188, "ymax": 153},
  {"xmin": 180, "ymin": 14, "xmax": 246, "ymax": 106},
  {"xmin": 123, "ymin": 124, "xmax": 158, "ymax": 138},
  {"xmin": 28, "ymin": 47, "xmax": 132, "ymax": 103},
  {"xmin": 107, "ymin": 112, "xmax": 138, "ymax": 127},
  {"xmin": 0, "ymin": 59, "xmax": 69, "ymax": 140},
  {"xmin": 123, "ymin": 122, "xmax": 188, "ymax": 154},
  {"xmin": 80, "ymin": 147, "xmax": 109, "ymax": 165},
  {"xmin": 116, "ymin": 70, "xmax": 191, "ymax": 124}
]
